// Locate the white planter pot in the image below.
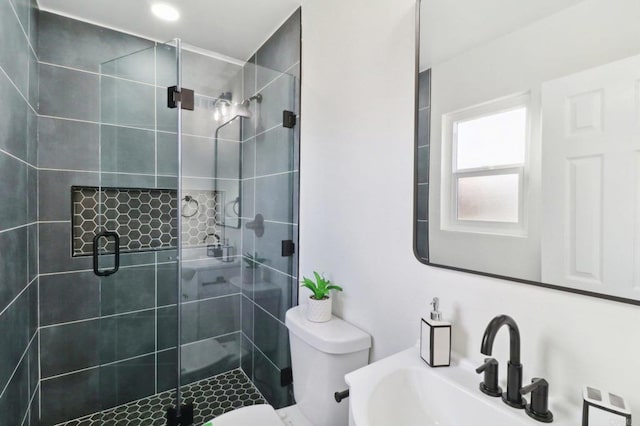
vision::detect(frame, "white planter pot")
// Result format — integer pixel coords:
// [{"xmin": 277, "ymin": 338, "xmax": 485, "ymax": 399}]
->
[
  {"xmin": 242, "ymin": 267, "xmax": 254, "ymax": 284},
  {"xmin": 306, "ymin": 296, "xmax": 332, "ymax": 322},
  {"xmin": 261, "ymin": 267, "xmax": 271, "ymax": 283}
]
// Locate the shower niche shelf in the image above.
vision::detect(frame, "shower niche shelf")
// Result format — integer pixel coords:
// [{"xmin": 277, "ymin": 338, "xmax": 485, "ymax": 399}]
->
[{"xmin": 71, "ymin": 186, "xmax": 222, "ymax": 256}]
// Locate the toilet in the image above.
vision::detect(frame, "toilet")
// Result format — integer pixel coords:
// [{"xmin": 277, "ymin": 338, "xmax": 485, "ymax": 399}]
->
[{"xmin": 207, "ymin": 305, "xmax": 371, "ymax": 425}]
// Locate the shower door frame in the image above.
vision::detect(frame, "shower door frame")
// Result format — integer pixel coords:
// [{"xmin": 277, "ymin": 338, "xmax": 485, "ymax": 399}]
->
[
  {"xmin": 171, "ymin": 37, "xmax": 191, "ymax": 424},
  {"xmin": 96, "ymin": 38, "xmax": 189, "ymax": 425}
]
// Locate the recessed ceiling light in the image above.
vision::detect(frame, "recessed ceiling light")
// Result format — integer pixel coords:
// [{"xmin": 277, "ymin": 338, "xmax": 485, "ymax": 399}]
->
[{"xmin": 151, "ymin": 3, "xmax": 180, "ymax": 22}]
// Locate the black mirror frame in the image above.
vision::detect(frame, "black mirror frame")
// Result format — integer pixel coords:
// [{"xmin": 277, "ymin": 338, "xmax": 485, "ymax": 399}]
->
[{"xmin": 412, "ymin": 0, "xmax": 640, "ymax": 307}]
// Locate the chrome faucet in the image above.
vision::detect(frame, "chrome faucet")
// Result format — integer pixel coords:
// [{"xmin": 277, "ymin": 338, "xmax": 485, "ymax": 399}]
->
[{"xmin": 479, "ymin": 315, "xmax": 526, "ymax": 409}]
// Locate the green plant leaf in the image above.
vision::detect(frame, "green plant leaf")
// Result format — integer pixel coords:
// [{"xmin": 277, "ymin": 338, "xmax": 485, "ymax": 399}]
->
[
  {"xmin": 302, "ymin": 276, "xmax": 321, "ymax": 299},
  {"xmin": 302, "ymin": 271, "xmax": 342, "ymax": 299},
  {"xmin": 243, "ymin": 252, "xmax": 267, "ymax": 268},
  {"xmin": 301, "ymin": 282, "xmax": 321, "ymax": 298},
  {"xmin": 313, "ymin": 271, "xmax": 323, "ymax": 285},
  {"xmin": 302, "ymin": 277, "xmax": 317, "ymax": 289}
]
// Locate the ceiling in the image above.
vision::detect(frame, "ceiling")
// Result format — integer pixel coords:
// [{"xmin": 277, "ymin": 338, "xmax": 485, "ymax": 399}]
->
[
  {"xmin": 420, "ymin": 0, "xmax": 585, "ymax": 70},
  {"xmin": 37, "ymin": 0, "xmax": 301, "ymax": 61}
]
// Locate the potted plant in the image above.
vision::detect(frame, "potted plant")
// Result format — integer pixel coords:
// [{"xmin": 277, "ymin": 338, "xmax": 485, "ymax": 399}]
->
[
  {"xmin": 301, "ymin": 272, "xmax": 343, "ymax": 322},
  {"xmin": 243, "ymin": 252, "xmax": 266, "ymax": 284}
]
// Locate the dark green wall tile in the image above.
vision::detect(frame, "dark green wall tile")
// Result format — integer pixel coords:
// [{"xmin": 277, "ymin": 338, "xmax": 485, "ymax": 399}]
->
[
  {"xmin": 38, "ymin": 12, "xmax": 153, "ymax": 73},
  {"xmin": 40, "ymin": 319, "xmax": 100, "ymax": 377},
  {"xmin": 39, "ymin": 272, "xmax": 99, "ymax": 326},
  {"xmin": 38, "ymin": 64, "xmax": 99, "ymax": 121},
  {"xmin": 40, "ymin": 368, "xmax": 100, "ymax": 425}
]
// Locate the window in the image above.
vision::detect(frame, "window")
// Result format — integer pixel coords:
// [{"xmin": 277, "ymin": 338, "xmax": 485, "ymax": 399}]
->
[{"xmin": 442, "ymin": 94, "xmax": 530, "ymax": 235}]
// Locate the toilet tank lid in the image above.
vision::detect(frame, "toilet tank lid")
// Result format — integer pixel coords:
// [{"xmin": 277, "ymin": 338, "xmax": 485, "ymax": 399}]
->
[{"xmin": 285, "ymin": 306, "xmax": 372, "ymax": 354}]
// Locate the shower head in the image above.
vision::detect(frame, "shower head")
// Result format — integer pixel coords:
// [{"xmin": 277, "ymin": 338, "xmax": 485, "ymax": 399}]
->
[
  {"xmin": 229, "ymin": 101, "xmax": 251, "ymax": 119},
  {"xmin": 212, "ymin": 99, "xmax": 244, "ymax": 121},
  {"xmin": 212, "ymin": 93, "xmax": 262, "ymax": 122},
  {"xmin": 233, "ymin": 94, "xmax": 263, "ymax": 118}
]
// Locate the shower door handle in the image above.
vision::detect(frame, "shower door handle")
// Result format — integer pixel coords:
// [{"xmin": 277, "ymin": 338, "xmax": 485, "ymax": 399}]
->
[{"xmin": 93, "ymin": 231, "xmax": 120, "ymax": 277}]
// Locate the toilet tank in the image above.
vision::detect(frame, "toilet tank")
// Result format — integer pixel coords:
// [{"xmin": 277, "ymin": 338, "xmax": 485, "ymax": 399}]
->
[{"xmin": 285, "ymin": 306, "xmax": 371, "ymax": 426}]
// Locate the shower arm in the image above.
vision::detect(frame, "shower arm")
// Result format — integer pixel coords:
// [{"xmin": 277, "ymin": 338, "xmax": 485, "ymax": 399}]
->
[{"xmin": 246, "ymin": 93, "xmax": 262, "ymax": 103}]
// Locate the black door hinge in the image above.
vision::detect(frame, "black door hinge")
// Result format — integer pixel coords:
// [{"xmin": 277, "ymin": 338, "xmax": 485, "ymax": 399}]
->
[
  {"xmin": 280, "ymin": 367, "xmax": 293, "ymax": 386},
  {"xmin": 167, "ymin": 86, "xmax": 195, "ymax": 111},
  {"xmin": 281, "ymin": 240, "xmax": 295, "ymax": 257},
  {"xmin": 283, "ymin": 110, "xmax": 297, "ymax": 128}
]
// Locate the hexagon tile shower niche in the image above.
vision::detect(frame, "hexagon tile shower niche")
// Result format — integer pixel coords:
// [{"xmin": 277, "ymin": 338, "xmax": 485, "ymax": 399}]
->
[{"xmin": 71, "ymin": 186, "xmax": 222, "ymax": 256}]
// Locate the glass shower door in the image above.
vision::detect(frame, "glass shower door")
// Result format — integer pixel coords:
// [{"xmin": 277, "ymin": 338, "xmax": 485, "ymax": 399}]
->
[
  {"xmin": 173, "ymin": 51, "xmax": 300, "ymax": 422},
  {"xmin": 237, "ymin": 63, "xmax": 299, "ymax": 410},
  {"xmin": 95, "ymin": 40, "xmax": 181, "ymax": 422},
  {"xmin": 92, "ymin": 40, "xmax": 300, "ymax": 424}
]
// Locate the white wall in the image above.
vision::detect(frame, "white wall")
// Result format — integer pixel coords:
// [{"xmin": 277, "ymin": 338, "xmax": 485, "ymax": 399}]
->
[{"xmin": 300, "ymin": 0, "xmax": 640, "ymax": 415}]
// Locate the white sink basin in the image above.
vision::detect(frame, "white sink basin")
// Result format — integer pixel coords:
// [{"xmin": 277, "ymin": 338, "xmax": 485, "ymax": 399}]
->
[{"xmin": 345, "ymin": 346, "xmax": 579, "ymax": 426}]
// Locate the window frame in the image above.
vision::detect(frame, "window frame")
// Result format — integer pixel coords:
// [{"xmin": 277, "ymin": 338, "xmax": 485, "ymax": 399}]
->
[{"xmin": 441, "ymin": 93, "xmax": 532, "ymax": 236}]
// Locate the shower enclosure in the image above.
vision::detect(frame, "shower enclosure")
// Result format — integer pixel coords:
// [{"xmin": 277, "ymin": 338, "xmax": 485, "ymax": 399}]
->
[{"xmin": 51, "ymin": 27, "xmax": 299, "ymax": 426}]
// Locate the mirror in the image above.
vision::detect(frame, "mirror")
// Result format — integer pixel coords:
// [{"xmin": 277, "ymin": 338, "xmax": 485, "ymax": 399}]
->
[{"xmin": 416, "ymin": 0, "xmax": 640, "ymax": 304}]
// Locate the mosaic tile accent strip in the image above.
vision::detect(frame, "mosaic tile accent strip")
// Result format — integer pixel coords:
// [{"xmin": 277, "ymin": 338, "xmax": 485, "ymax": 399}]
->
[
  {"xmin": 71, "ymin": 187, "xmax": 221, "ymax": 256},
  {"xmin": 55, "ymin": 369, "xmax": 266, "ymax": 426}
]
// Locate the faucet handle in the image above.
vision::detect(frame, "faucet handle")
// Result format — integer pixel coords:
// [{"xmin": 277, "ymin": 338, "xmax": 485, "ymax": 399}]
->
[
  {"xmin": 476, "ymin": 358, "xmax": 502, "ymax": 397},
  {"xmin": 520, "ymin": 378, "xmax": 553, "ymax": 423}
]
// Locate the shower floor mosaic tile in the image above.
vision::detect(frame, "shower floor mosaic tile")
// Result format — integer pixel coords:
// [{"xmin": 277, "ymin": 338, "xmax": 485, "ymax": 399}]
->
[{"xmin": 56, "ymin": 369, "xmax": 266, "ymax": 426}]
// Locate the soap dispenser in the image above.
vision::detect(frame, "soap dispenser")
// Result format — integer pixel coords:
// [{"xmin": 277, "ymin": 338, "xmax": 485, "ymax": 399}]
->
[
  {"xmin": 582, "ymin": 386, "xmax": 632, "ymax": 426},
  {"xmin": 220, "ymin": 238, "xmax": 235, "ymax": 263},
  {"xmin": 420, "ymin": 297, "xmax": 451, "ymax": 367}
]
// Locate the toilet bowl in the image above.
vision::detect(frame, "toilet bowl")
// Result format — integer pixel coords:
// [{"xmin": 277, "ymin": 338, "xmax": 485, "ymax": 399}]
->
[
  {"xmin": 203, "ymin": 404, "xmax": 282, "ymax": 426},
  {"xmin": 203, "ymin": 404, "xmax": 312, "ymax": 426},
  {"xmin": 207, "ymin": 306, "xmax": 371, "ymax": 425}
]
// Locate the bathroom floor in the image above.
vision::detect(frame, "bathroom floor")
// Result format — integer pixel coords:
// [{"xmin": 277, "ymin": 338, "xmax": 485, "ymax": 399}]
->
[{"xmin": 55, "ymin": 369, "xmax": 266, "ymax": 426}]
